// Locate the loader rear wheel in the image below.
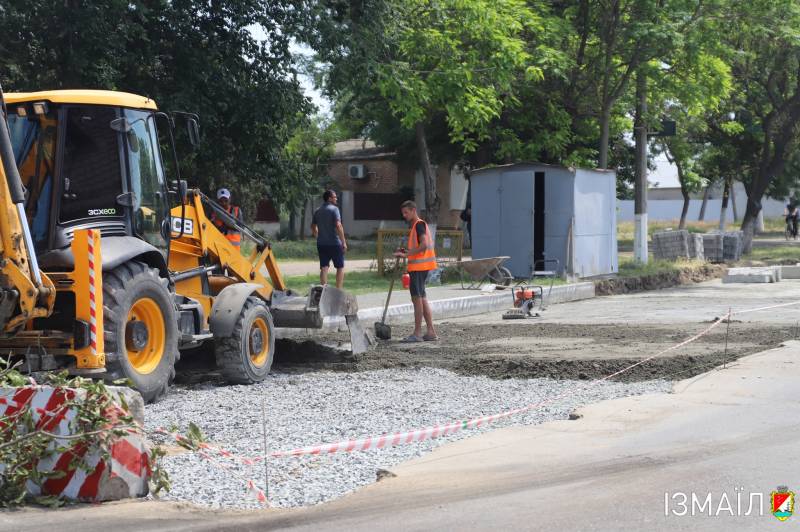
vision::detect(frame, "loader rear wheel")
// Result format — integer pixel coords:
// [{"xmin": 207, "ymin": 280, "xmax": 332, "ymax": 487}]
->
[
  {"xmin": 215, "ymin": 297, "xmax": 275, "ymax": 384},
  {"xmin": 103, "ymin": 261, "xmax": 179, "ymax": 403}
]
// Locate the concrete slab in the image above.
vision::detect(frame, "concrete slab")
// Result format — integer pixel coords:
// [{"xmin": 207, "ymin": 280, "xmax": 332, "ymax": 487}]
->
[
  {"xmin": 781, "ymin": 265, "xmax": 800, "ymax": 279},
  {"xmin": 723, "ymin": 266, "xmax": 778, "ymax": 283}
]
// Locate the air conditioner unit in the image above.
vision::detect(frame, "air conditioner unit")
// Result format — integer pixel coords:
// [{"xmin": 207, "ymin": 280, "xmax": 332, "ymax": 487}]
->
[{"xmin": 348, "ymin": 164, "xmax": 366, "ymax": 179}]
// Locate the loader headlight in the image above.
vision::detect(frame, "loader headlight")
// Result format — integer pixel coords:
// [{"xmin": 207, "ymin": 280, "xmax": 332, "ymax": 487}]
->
[{"xmin": 32, "ymin": 102, "xmax": 49, "ymax": 115}]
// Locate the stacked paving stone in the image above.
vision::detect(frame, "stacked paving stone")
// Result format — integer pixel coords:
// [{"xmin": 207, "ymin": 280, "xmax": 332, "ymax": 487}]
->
[
  {"xmin": 688, "ymin": 233, "xmax": 704, "ymax": 261},
  {"xmin": 651, "ymin": 230, "xmax": 705, "ymax": 261},
  {"xmin": 701, "ymin": 233, "xmax": 724, "ymax": 263},
  {"xmin": 651, "ymin": 230, "xmax": 689, "ymax": 260},
  {"xmin": 722, "ymin": 231, "xmax": 744, "ymax": 261}
]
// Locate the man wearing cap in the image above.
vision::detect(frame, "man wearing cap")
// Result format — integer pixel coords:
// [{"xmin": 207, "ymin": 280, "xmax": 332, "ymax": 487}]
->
[
  {"xmin": 211, "ymin": 188, "xmax": 244, "ymax": 247},
  {"xmin": 311, "ymin": 189, "xmax": 347, "ymax": 289}
]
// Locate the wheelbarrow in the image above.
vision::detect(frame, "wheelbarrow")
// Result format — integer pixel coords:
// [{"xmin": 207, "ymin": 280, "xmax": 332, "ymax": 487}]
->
[{"xmin": 454, "ymin": 256, "xmax": 514, "ymax": 289}]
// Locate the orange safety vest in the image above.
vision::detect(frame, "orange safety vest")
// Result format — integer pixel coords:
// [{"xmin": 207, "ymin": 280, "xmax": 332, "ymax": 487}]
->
[
  {"xmin": 212, "ymin": 205, "xmax": 242, "ymax": 247},
  {"xmin": 407, "ymin": 219, "xmax": 437, "ymax": 271}
]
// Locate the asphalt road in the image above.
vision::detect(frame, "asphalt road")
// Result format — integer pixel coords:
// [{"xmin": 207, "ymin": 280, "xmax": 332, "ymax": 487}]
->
[{"xmin": 7, "ymin": 339, "xmax": 799, "ymax": 531}]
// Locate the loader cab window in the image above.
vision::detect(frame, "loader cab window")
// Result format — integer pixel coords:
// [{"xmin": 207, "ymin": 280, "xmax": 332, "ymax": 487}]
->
[
  {"xmin": 124, "ymin": 109, "xmax": 168, "ymax": 250},
  {"xmin": 8, "ymin": 110, "xmax": 58, "ymax": 252},
  {"xmin": 60, "ymin": 106, "xmax": 124, "ymax": 223}
]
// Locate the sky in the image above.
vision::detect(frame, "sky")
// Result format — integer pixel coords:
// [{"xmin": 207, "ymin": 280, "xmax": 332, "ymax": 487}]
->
[{"xmin": 247, "ymin": 24, "xmax": 332, "ymax": 116}]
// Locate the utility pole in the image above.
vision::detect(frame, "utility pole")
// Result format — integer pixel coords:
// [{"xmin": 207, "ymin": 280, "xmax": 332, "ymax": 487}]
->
[{"xmin": 634, "ymin": 70, "xmax": 648, "ymax": 264}]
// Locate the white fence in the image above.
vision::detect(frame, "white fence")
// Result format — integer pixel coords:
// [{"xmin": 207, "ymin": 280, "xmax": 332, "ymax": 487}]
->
[{"xmin": 617, "ymin": 196, "xmax": 787, "ymax": 222}]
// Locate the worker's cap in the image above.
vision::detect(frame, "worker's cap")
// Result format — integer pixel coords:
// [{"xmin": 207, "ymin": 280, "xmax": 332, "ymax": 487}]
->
[{"xmin": 217, "ymin": 188, "xmax": 231, "ymax": 200}]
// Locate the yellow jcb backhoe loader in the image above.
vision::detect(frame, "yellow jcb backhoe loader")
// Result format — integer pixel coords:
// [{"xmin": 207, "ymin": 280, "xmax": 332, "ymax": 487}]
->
[{"xmin": 0, "ymin": 88, "xmax": 370, "ymax": 402}]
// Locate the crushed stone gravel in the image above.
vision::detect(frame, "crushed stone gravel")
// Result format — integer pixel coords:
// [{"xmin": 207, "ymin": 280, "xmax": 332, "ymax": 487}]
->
[{"xmin": 145, "ymin": 368, "xmax": 671, "ymax": 509}]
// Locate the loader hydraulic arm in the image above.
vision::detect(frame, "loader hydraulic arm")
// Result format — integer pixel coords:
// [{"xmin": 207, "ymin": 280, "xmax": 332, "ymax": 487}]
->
[{"xmin": 0, "ymin": 85, "xmax": 55, "ymax": 333}]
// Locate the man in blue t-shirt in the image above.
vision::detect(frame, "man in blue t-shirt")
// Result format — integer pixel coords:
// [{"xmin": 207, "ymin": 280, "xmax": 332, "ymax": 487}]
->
[{"xmin": 311, "ymin": 189, "xmax": 348, "ymax": 288}]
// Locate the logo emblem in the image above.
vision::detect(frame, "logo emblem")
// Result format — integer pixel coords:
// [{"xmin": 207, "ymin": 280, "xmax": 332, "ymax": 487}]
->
[
  {"xmin": 771, "ymin": 486, "xmax": 795, "ymax": 521},
  {"xmin": 171, "ymin": 217, "xmax": 194, "ymax": 236}
]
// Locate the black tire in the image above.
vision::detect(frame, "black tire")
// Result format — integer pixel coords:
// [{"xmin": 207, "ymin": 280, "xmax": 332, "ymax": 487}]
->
[
  {"xmin": 215, "ymin": 297, "xmax": 275, "ymax": 384},
  {"xmin": 488, "ymin": 266, "xmax": 514, "ymax": 286},
  {"xmin": 102, "ymin": 261, "xmax": 179, "ymax": 403}
]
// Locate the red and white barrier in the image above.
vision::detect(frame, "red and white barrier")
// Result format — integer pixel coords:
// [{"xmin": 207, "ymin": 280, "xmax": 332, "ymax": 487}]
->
[{"xmin": 0, "ymin": 386, "xmax": 150, "ymax": 501}]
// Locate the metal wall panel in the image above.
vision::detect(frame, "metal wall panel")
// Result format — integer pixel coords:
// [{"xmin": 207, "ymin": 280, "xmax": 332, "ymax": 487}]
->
[
  {"xmin": 470, "ymin": 170, "xmax": 501, "ymax": 260},
  {"xmin": 499, "ymin": 168, "xmax": 535, "ymax": 277}
]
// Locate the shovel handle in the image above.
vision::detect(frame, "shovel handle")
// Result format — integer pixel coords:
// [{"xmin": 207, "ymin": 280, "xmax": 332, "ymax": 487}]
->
[{"xmin": 380, "ymin": 257, "xmax": 401, "ymax": 324}]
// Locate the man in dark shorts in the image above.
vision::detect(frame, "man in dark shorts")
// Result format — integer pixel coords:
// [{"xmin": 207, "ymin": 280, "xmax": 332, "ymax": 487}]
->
[
  {"xmin": 311, "ymin": 190, "xmax": 347, "ymax": 288},
  {"xmin": 394, "ymin": 200, "xmax": 438, "ymax": 342}
]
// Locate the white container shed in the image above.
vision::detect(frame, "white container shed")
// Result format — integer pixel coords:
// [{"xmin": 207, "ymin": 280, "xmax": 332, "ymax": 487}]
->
[{"xmin": 470, "ymin": 163, "xmax": 618, "ymax": 279}]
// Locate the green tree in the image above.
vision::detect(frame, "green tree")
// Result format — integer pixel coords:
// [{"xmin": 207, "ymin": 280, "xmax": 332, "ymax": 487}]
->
[
  {"xmin": 0, "ymin": 0, "xmax": 312, "ymax": 216},
  {"xmin": 374, "ymin": 0, "xmax": 543, "ymax": 225},
  {"xmin": 717, "ymin": 0, "xmax": 800, "ymax": 250}
]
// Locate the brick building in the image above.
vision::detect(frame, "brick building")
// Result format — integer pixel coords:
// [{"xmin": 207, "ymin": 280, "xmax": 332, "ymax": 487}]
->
[{"xmin": 325, "ymin": 139, "xmax": 468, "ymax": 237}]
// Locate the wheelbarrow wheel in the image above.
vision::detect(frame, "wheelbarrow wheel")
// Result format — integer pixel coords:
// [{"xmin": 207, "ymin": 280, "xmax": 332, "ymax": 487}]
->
[{"xmin": 488, "ymin": 266, "xmax": 513, "ymax": 286}]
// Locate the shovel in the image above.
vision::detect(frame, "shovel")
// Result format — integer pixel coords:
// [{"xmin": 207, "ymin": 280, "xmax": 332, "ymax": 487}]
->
[{"xmin": 374, "ymin": 258, "xmax": 400, "ymax": 340}]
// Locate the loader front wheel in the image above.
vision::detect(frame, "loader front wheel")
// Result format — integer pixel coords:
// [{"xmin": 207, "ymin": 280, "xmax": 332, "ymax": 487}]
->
[
  {"xmin": 215, "ymin": 297, "xmax": 275, "ymax": 384},
  {"xmin": 103, "ymin": 261, "xmax": 179, "ymax": 403}
]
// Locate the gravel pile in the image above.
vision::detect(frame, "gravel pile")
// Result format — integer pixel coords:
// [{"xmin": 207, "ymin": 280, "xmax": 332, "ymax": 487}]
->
[{"xmin": 145, "ymin": 368, "xmax": 671, "ymax": 509}]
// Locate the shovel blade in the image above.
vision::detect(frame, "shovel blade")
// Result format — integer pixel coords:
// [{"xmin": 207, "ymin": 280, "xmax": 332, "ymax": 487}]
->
[{"xmin": 347, "ymin": 315, "xmax": 374, "ymax": 354}]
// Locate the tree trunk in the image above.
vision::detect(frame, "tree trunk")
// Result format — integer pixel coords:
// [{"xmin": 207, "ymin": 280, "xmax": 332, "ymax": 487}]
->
[
  {"xmin": 679, "ymin": 185, "xmax": 690, "ymax": 230},
  {"xmin": 740, "ymin": 204, "xmax": 759, "ymax": 255},
  {"xmin": 415, "ymin": 121, "xmax": 440, "ymax": 226},
  {"xmin": 299, "ymin": 198, "xmax": 308, "ymax": 240},
  {"xmin": 598, "ymin": 107, "xmax": 611, "ymax": 170},
  {"xmin": 718, "ymin": 178, "xmax": 729, "ymax": 232},
  {"xmin": 730, "ymin": 181, "xmax": 739, "ymax": 222},
  {"xmin": 288, "ymin": 208, "xmax": 298, "ymax": 240},
  {"xmin": 698, "ymin": 185, "xmax": 710, "ymax": 221}
]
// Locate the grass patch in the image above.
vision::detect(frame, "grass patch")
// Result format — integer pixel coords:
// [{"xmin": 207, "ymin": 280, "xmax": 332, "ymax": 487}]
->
[
  {"xmin": 617, "ymin": 257, "xmax": 706, "ymax": 278},
  {"xmin": 263, "ymin": 239, "xmax": 376, "ymax": 261},
  {"xmin": 747, "ymin": 245, "xmax": 800, "ymax": 263},
  {"xmin": 284, "ymin": 271, "xmax": 390, "ymax": 295}
]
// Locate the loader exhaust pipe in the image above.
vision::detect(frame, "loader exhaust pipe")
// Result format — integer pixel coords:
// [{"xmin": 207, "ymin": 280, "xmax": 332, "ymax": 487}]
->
[{"xmin": 0, "ymin": 83, "xmax": 43, "ymax": 287}]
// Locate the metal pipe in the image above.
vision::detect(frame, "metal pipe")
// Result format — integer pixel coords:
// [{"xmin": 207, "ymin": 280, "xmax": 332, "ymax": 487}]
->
[
  {"xmin": 200, "ymin": 192, "xmax": 268, "ymax": 248},
  {"xmin": 0, "ymin": 84, "xmax": 43, "ymax": 286},
  {"xmin": 171, "ymin": 264, "xmax": 220, "ymax": 283}
]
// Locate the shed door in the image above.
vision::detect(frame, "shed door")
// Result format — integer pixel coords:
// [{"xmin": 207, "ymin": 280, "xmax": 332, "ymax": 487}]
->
[
  {"xmin": 471, "ymin": 174, "xmax": 501, "ymax": 259},
  {"xmin": 500, "ymin": 170, "xmax": 534, "ymax": 277}
]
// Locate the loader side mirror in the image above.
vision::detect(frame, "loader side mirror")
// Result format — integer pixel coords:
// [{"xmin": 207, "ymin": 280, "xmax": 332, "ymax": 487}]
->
[
  {"xmin": 186, "ymin": 119, "xmax": 200, "ymax": 147},
  {"xmin": 109, "ymin": 117, "xmax": 132, "ymax": 133},
  {"xmin": 178, "ymin": 179, "xmax": 188, "ymax": 200}
]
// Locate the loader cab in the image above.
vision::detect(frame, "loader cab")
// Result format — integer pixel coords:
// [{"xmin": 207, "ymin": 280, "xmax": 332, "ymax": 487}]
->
[{"xmin": 5, "ymin": 91, "xmax": 172, "ymax": 265}]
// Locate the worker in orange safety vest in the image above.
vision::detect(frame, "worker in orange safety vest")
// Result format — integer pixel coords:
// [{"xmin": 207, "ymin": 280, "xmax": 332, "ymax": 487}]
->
[
  {"xmin": 211, "ymin": 188, "xmax": 244, "ymax": 247},
  {"xmin": 394, "ymin": 200, "xmax": 438, "ymax": 342}
]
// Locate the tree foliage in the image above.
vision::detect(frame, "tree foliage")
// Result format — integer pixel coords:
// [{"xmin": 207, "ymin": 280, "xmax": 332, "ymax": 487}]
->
[{"xmin": 0, "ymin": 0, "xmax": 312, "ymax": 216}]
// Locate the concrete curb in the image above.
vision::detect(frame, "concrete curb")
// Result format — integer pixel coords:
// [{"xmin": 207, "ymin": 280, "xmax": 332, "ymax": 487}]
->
[
  {"xmin": 277, "ymin": 283, "xmax": 595, "ymax": 336},
  {"xmin": 366, "ymin": 282, "xmax": 596, "ymax": 325}
]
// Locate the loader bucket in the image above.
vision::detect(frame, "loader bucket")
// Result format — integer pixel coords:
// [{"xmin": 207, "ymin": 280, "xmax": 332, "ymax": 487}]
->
[{"xmin": 271, "ymin": 285, "xmax": 374, "ymax": 354}]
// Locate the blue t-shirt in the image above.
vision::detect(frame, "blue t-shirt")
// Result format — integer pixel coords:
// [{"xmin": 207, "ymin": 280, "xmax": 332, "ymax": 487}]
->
[{"xmin": 313, "ymin": 203, "xmax": 342, "ymax": 246}]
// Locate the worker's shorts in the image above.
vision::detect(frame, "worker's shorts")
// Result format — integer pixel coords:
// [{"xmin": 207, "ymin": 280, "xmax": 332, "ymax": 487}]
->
[
  {"xmin": 318, "ymin": 244, "xmax": 345, "ymax": 269},
  {"xmin": 409, "ymin": 270, "xmax": 429, "ymax": 298}
]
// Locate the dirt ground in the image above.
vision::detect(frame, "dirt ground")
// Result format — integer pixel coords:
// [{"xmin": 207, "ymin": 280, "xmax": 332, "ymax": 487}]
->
[
  {"xmin": 177, "ymin": 279, "xmax": 800, "ymax": 386},
  {"xmin": 269, "ymin": 321, "xmax": 791, "ymax": 382}
]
